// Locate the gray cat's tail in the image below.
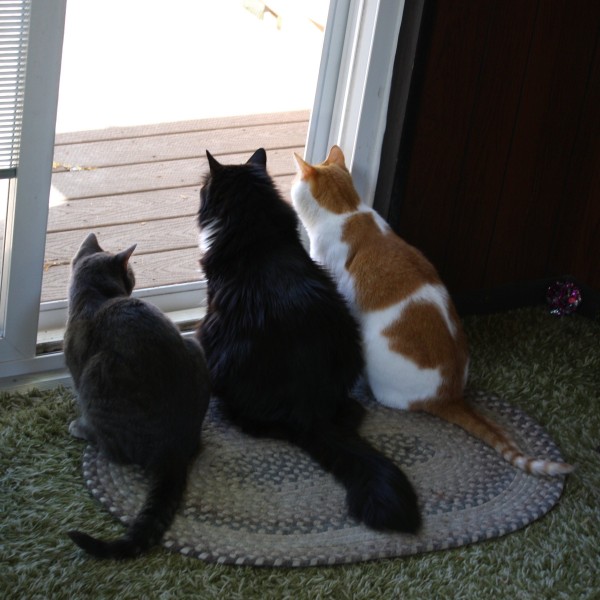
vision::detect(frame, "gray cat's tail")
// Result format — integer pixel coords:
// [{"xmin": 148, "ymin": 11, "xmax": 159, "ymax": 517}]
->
[{"xmin": 68, "ymin": 461, "xmax": 188, "ymax": 560}]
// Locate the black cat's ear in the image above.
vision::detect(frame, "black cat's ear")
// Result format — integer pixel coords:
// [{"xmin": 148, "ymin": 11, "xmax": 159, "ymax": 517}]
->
[
  {"xmin": 115, "ymin": 244, "xmax": 137, "ymax": 270},
  {"xmin": 206, "ymin": 150, "xmax": 222, "ymax": 174},
  {"xmin": 247, "ymin": 148, "xmax": 267, "ymax": 169}
]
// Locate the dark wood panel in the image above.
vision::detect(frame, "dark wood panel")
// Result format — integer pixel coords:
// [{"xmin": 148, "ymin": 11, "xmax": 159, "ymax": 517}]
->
[
  {"xmin": 484, "ymin": 0, "xmax": 600, "ymax": 287},
  {"xmin": 443, "ymin": 0, "xmax": 539, "ymax": 291},
  {"xmin": 393, "ymin": 0, "xmax": 600, "ymax": 298},
  {"xmin": 547, "ymin": 23, "xmax": 600, "ymax": 289},
  {"xmin": 396, "ymin": 0, "xmax": 495, "ymax": 280}
]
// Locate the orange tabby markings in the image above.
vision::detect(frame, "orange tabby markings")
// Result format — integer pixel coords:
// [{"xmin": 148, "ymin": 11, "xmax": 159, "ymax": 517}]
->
[
  {"xmin": 291, "ymin": 145, "xmax": 574, "ymax": 478},
  {"xmin": 343, "ymin": 212, "xmax": 439, "ymax": 311},
  {"xmin": 383, "ymin": 302, "xmax": 467, "ymax": 385}
]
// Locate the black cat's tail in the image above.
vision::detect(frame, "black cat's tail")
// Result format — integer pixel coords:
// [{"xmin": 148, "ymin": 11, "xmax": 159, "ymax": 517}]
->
[
  {"xmin": 296, "ymin": 426, "xmax": 421, "ymax": 533},
  {"xmin": 68, "ymin": 461, "xmax": 188, "ymax": 560}
]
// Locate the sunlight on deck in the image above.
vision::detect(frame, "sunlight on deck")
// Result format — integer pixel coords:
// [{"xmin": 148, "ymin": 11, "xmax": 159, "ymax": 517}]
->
[
  {"xmin": 56, "ymin": 0, "xmax": 326, "ymax": 132},
  {"xmin": 45, "ymin": 1, "xmax": 327, "ymax": 303}
]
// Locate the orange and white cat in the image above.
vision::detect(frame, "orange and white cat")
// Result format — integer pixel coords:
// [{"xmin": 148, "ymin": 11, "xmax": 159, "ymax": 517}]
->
[{"xmin": 291, "ymin": 145, "xmax": 572, "ymax": 477}]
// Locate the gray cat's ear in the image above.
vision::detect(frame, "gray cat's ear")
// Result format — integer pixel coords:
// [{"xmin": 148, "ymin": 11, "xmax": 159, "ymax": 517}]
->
[
  {"xmin": 81, "ymin": 233, "xmax": 102, "ymax": 252},
  {"xmin": 115, "ymin": 244, "xmax": 137, "ymax": 269},
  {"xmin": 82, "ymin": 232, "xmax": 102, "ymax": 252},
  {"xmin": 247, "ymin": 148, "xmax": 267, "ymax": 169},
  {"xmin": 74, "ymin": 232, "xmax": 102, "ymax": 262},
  {"xmin": 206, "ymin": 150, "xmax": 222, "ymax": 174}
]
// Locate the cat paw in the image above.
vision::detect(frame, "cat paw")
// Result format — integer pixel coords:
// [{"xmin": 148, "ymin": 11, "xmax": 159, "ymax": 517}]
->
[{"xmin": 68, "ymin": 419, "xmax": 88, "ymax": 440}]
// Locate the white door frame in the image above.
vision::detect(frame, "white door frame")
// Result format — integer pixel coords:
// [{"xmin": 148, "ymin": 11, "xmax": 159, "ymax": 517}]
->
[
  {"xmin": 0, "ymin": 0, "xmax": 407, "ymax": 390},
  {"xmin": 306, "ymin": 0, "xmax": 406, "ymax": 206},
  {"xmin": 0, "ymin": 1, "xmax": 66, "ymax": 374}
]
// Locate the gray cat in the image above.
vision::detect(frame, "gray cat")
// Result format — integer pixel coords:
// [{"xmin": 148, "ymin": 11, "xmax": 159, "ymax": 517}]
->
[{"xmin": 64, "ymin": 233, "xmax": 210, "ymax": 559}]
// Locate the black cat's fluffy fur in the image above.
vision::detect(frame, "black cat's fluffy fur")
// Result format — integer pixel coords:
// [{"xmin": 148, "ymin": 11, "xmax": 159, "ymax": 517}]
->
[
  {"xmin": 64, "ymin": 233, "xmax": 210, "ymax": 559},
  {"xmin": 196, "ymin": 149, "xmax": 421, "ymax": 533}
]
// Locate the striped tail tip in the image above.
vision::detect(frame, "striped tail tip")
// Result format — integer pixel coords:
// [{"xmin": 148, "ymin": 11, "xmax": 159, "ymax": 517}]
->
[{"xmin": 509, "ymin": 454, "xmax": 575, "ymax": 476}]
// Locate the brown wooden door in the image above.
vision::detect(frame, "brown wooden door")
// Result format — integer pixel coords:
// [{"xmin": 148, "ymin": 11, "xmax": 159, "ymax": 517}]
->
[{"xmin": 391, "ymin": 0, "xmax": 600, "ymax": 297}]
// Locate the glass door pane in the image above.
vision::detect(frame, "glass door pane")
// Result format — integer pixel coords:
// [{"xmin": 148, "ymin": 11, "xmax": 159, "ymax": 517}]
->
[
  {"xmin": 4, "ymin": 0, "xmax": 406, "ymax": 383},
  {"xmin": 42, "ymin": 0, "xmax": 330, "ymax": 328}
]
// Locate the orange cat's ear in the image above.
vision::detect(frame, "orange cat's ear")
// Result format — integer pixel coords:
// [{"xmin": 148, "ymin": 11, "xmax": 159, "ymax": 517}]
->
[
  {"xmin": 293, "ymin": 153, "xmax": 316, "ymax": 179},
  {"xmin": 325, "ymin": 145, "xmax": 347, "ymax": 169}
]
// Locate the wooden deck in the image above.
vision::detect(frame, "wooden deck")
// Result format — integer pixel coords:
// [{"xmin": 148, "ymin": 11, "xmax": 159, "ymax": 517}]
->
[{"xmin": 44, "ymin": 110, "xmax": 309, "ymax": 303}]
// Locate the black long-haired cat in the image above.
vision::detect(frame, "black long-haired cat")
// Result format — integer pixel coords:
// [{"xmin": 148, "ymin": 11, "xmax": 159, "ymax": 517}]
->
[
  {"xmin": 196, "ymin": 149, "xmax": 421, "ymax": 533},
  {"xmin": 64, "ymin": 233, "xmax": 210, "ymax": 559}
]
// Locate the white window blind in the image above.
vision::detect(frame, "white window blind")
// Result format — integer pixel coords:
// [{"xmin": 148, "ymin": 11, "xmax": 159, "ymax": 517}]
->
[{"xmin": 0, "ymin": 0, "xmax": 30, "ymax": 177}]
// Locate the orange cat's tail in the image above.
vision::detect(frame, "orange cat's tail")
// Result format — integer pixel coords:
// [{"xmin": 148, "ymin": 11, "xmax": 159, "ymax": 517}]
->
[{"xmin": 416, "ymin": 399, "xmax": 574, "ymax": 476}]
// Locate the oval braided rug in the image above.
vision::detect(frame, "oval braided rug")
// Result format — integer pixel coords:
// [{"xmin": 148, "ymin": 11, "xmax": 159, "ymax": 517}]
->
[{"xmin": 80, "ymin": 389, "xmax": 566, "ymax": 567}]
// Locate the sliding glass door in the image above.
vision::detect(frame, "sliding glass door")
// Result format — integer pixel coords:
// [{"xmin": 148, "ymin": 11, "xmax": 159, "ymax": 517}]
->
[{"xmin": 0, "ymin": 0, "xmax": 407, "ymax": 387}]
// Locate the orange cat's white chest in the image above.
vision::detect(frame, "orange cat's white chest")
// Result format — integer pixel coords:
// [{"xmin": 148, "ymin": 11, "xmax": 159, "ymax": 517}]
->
[
  {"xmin": 313, "ymin": 207, "xmax": 391, "ymax": 308},
  {"xmin": 291, "ymin": 178, "xmax": 358, "ymax": 304},
  {"xmin": 309, "ymin": 215, "xmax": 358, "ymax": 307}
]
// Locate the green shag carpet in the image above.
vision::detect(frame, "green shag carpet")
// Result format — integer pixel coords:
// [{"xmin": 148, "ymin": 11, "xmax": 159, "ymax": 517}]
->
[{"xmin": 1, "ymin": 307, "xmax": 599, "ymax": 599}]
